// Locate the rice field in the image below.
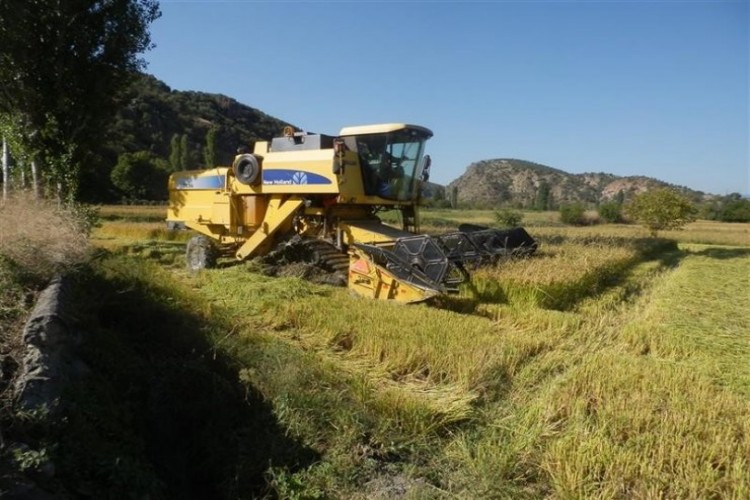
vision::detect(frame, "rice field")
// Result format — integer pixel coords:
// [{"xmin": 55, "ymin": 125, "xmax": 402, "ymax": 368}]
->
[{"xmin": 85, "ymin": 206, "xmax": 750, "ymax": 498}]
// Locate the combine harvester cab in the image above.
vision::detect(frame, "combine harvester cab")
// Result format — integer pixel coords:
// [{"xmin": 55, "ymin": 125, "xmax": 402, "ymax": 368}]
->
[{"xmin": 167, "ymin": 124, "xmax": 537, "ymax": 303}]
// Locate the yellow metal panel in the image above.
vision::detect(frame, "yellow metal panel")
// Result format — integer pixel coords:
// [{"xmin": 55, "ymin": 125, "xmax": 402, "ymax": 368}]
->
[
  {"xmin": 336, "ymin": 151, "xmax": 367, "ymax": 198},
  {"xmin": 347, "ymin": 252, "xmax": 438, "ymax": 303},
  {"xmin": 167, "ymin": 190, "xmax": 217, "ymax": 224},
  {"xmin": 211, "ymin": 192, "xmax": 232, "ymax": 225},
  {"xmin": 168, "ymin": 168, "xmax": 230, "ymax": 223},
  {"xmin": 259, "ymin": 149, "xmax": 339, "ymax": 195},
  {"xmin": 338, "ymin": 220, "xmax": 411, "ymax": 247},
  {"xmin": 230, "ymin": 178, "xmax": 264, "ymax": 195},
  {"xmin": 235, "ymin": 196, "xmax": 304, "ymax": 260},
  {"xmin": 239, "ymin": 195, "xmax": 267, "ymax": 227}
]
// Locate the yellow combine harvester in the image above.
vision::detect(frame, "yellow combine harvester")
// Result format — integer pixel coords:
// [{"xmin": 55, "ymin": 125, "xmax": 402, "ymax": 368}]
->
[{"xmin": 167, "ymin": 123, "xmax": 537, "ymax": 303}]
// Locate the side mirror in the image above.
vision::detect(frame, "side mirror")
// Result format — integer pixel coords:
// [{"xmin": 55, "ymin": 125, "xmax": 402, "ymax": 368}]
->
[{"xmin": 420, "ymin": 155, "xmax": 432, "ymax": 182}]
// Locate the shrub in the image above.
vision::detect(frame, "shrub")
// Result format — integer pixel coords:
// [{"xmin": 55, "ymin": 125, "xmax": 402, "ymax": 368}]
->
[
  {"xmin": 598, "ymin": 201, "xmax": 623, "ymax": 223},
  {"xmin": 559, "ymin": 203, "xmax": 587, "ymax": 226},
  {"xmin": 494, "ymin": 208, "xmax": 524, "ymax": 227}
]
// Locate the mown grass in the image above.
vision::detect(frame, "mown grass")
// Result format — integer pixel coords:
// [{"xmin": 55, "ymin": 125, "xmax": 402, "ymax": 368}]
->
[
  {"xmin": 98, "ymin": 204, "xmax": 166, "ymax": 222},
  {"xmin": 91, "ymin": 216, "xmax": 191, "ymax": 266},
  {"xmin": 618, "ymin": 244, "xmax": 750, "ymax": 395},
  {"xmin": 69, "ymin": 206, "xmax": 750, "ymax": 497},
  {"xmin": 470, "ymin": 236, "xmax": 678, "ymax": 310}
]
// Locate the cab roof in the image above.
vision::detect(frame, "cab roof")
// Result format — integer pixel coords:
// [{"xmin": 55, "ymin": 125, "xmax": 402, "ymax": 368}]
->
[{"xmin": 338, "ymin": 123, "xmax": 433, "ymax": 138}]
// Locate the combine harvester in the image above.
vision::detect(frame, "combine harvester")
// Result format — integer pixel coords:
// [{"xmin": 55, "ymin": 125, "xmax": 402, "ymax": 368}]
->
[{"xmin": 167, "ymin": 124, "xmax": 537, "ymax": 303}]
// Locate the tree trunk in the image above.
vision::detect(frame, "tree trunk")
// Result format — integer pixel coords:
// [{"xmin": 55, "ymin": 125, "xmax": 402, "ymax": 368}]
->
[
  {"xmin": 1, "ymin": 136, "xmax": 8, "ymax": 201},
  {"xmin": 31, "ymin": 158, "xmax": 39, "ymax": 199}
]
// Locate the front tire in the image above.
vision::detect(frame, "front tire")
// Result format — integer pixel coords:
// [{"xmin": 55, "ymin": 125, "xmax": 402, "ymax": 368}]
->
[{"xmin": 186, "ymin": 235, "xmax": 218, "ymax": 272}]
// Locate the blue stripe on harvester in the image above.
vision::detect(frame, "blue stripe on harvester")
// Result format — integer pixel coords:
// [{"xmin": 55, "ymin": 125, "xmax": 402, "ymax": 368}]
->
[
  {"xmin": 263, "ymin": 169, "xmax": 332, "ymax": 185},
  {"xmin": 175, "ymin": 175, "xmax": 225, "ymax": 190}
]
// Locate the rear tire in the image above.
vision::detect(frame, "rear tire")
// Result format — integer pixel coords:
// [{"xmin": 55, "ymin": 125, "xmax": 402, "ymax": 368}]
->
[{"xmin": 186, "ymin": 235, "xmax": 218, "ymax": 272}]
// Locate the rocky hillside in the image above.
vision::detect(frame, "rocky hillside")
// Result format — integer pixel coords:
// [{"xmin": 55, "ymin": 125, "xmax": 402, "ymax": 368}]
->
[{"xmin": 447, "ymin": 159, "xmax": 707, "ymax": 208}]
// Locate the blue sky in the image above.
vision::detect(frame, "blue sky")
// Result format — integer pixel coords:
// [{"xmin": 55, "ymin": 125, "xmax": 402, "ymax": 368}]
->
[{"xmin": 145, "ymin": 1, "xmax": 748, "ymax": 194}]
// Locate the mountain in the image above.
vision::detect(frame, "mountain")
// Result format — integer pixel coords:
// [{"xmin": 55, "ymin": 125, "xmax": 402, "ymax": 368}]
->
[
  {"xmin": 86, "ymin": 74, "xmax": 709, "ymax": 206},
  {"xmin": 81, "ymin": 73, "xmax": 293, "ymax": 200},
  {"xmin": 446, "ymin": 159, "xmax": 708, "ymax": 209},
  {"xmin": 107, "ymin": 74, "xmax": 293, "ymax": 165}
]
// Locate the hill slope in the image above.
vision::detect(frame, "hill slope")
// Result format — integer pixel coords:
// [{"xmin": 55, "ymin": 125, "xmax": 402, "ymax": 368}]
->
[
  {"xmin": 447, "ymin": 159, "xmax": 706, "ymax": 208},
  {"xmin": 108, "ymin": 74, "xmax": 293, "ymax": 165},
  {"xmin": 83, "ymin": 75, "xmax": 709, "ymax": 205},
  {"xmin": 82, "ymin": 73, "xmax": 293, "ymax": 201}
]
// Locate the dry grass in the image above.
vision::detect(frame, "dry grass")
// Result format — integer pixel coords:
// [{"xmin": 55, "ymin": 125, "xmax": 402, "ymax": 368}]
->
[
  {"xmin": 98, "ymin": 204, "xmax": 166, "ymax": 221},
  {"xmin": 0, "ymin": 194, "xmax": 91, "ymax": 281},
  {"xmin": 477, "ymin": 239, "xmax": 635, "ymax": 286},
  {"xmin": 540, "ymin": 355, "xmax": 749, "ymax": 498},
  {"xmin": 469, "ymin": 236, "xmax": 677, "ymax": 309},
  {"xmin": 441, "ymin": 245, "xmax": 750, "ymax": 498},
  {"xmin": 530, "ymin": 221, "xmax": 750, "ymax": 247},
  {"xmin": 618, "ymin": 244, "xmax": 750, "ymax": 394}
]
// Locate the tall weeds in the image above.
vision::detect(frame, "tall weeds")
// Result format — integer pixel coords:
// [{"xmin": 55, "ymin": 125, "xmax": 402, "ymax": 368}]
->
[{"xmin": 0, "ymin": 194, "xmax": 91, "ymax": 282}]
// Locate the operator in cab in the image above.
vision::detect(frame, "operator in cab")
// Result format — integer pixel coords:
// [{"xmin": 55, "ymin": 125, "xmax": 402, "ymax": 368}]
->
[{"xmin": 376, "ymin": 152, "xmax": 404, "ymax": 197}]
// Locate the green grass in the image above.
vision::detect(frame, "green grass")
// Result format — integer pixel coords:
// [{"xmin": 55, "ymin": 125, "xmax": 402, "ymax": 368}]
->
[
  {"xmin": 174, "ymin": 241, "xmax": 749, "ymax": 497},
  {"xmin": 42, "ymin": 207, "xmax": 749, "ymax": 497},
  {"xmin": 618, "ymin": 245, "xmax": 750, "ymax": 395}
]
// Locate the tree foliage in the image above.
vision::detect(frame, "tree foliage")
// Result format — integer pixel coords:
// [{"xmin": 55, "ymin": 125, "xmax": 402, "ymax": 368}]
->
[
  {"xmin": 700, "ymin": 193, "xmax": 750, "ymax": 223},
  {"xmin": 598, "ymin": 201, "xmax": 623, "ymax": 223},
  {"xmin": 535, "ymin": 181, "xmax": 552, "ymax": 210},
  {"xmin": 169, "ymin": 133, "xmax": 181, "ymax": 172},
  {"xmin": 0, "ymin": 0, "xmax": 160, "ymax": 198},
  {"xmin": 111, "ymin": 151, "xmax": 169, "ymax": 200},
  {"xmin": 559, "ymin": 202, "xmax": 587, "ymax": 226},
  {"xmin": 494, "ymin": 208, "xmax": 524, "ymax": 227},
  {"xmin": 719, "ymin": 198, "xmax": 750, "ymax": 222},
  {"xmin": 625, "ymin": 188, "xmax": 698, "ymax": 237},
  {"xmin": 179, "ymin": 134, "xmax": 189, "ymax": 170},
  {"xmin": 204, "ymin": 127, "xmax": 218, "ymax": 168}
]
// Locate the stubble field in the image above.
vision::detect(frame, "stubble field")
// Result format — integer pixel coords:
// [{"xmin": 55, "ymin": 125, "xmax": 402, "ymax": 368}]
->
[{"xmin": 85, "ymin": 206, "xmax": 749, "ymax": 498}]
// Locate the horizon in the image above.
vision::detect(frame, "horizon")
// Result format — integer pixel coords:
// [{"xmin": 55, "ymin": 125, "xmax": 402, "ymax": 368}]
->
[{"xmin": 144, "ymin": 1, "xmax": 749, "ymax": 196}]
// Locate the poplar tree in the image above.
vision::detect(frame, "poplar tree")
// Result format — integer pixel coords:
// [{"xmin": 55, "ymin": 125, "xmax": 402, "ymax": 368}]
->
[
  {"xmin": 180, "ymin": 134, "xmax": 189, "ymax": 170},
  {"xmin": 169, "ymin": 133, "xmax": 181, "ymax": 171},
  {"xmin": 0, "ymin": 0, "xmax": 161, "ymax": 199},
  {"xmin": 203, "ymin": 127, "xmax": 218, "ymax": 167}
]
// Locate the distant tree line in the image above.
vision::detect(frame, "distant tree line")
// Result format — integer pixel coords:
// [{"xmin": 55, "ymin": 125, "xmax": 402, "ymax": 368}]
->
[
  {"xmin": 700, "ymin": 193, "xmax": 750, "ymax": 223},
  {"xmin": 429, "ymin": 183, "xmax": 748, "ymax": 225}
]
